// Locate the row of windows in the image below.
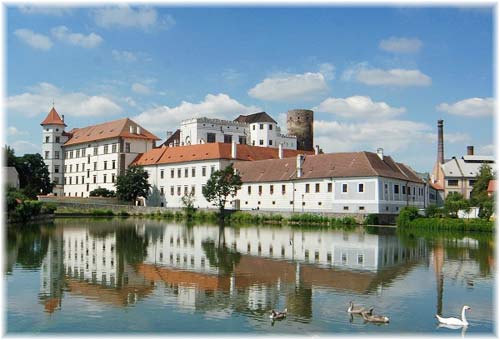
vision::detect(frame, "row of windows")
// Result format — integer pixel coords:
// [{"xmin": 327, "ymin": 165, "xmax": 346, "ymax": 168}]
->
[
  {"xmin": 341, "ymin": 183, "xmax": 365, "ymax": 193},
  {"xmin": 45, "ymin": 136, "xmax": 61, "ymax": 143},
  {"xmin": 160, "ymin": 185, "xmax": 196, "ymax": 197},
  {"xmin": 44, "ymin": 151, "xmax": 60, "ymax": 159},
  {"xmin": 252, "ymin": 139, "xmax": 273, "ymax": 146},
  {"xmin": 65, "ymin": 160, "xmax": 116, "ymax": 173},
  {"xmin": 64, "ymin": 143, "xmax": 131, "ymax": 159},
  {"xmin": 159, "ymin": 166, "xmax": 215, "ymax": 179},
  {"xmin": 384, "ymin": 183, "xmax": 424, "ymax": 197},
  {"xmin": 64, "ymin": 173, "xmax": 115, "ymax": 185},
  {"xmin": 448, "ymin": 179, "xmax": 476, "ymax": 187},
  {"xmin": 252, "ymin": 123, "xmax": 274, "ymax": 130}
]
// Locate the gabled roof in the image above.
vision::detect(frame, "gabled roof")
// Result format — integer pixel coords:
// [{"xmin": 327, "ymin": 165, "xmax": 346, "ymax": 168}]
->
[
  {"xmin": 234, "ymin": 112, "xmax": 277, "ymax": 124},
  {"xmin": 441, "ymin": 156, "xmax": 496, "ymax": 179},
  {"xmin": 64, "ymin": 118, "xmax": 160, "ymax": 146},
  {"xmin": 131, "ymin": 143, "xmax": 311, "ymax": 166},
  {"xmin": 233, "ymin": 152, "xmax": 425, "ymax": 183},
  {"xmin": 40, "ymin": 107, "xmax": 66, "ymax": 126}
]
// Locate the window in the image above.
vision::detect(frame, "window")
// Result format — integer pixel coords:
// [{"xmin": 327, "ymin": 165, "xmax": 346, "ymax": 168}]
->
[
  {"xmin": 469, "ymin": 180, "xmax": 476, "ymax": 186},
  {"xmin": 358, "ymin": 183, "xmax": 364, "ymax": 193},
  {"xmin": 252, "ymin": 141, "xmax": 255, "ymax": 146},
  {"xmin": 177, "ymin": 168, "xmax": 181, "ymax": 178},
  {"xmin": 82, "ymin": 148, "xmax": 86, "ymax": 157},
  {"xmin": 305, "ymin": 184, "xmax": 310, "ymax": 193},
  {"xmin": 224, "ymin": 134, "xmax": 232, "ymax": 143},
  {"xmin": 104, "ymin": 161, "xmax": 107, "ymax": 170},
  {"xmin": 448, "ymin": 179, "xmax": 459, "ymax": 186},
  {"xmin": 54, "ymin": 177, "xmax": 59, "ymax": 184},
  {"xmin": 171, "ymin": 169, "xmax": 175, "ymax": 178},
  {"xmin": 69, "ymin": 165, "xmax": 72, "ymax": 173},
  {"xmin": 343, "ymin": 206, "xmax": 349, "ymax": 211},
  {"xmin": 55, "ymin": 165, "xmax": 60, "ymax": 173},
  {"xmin": 239, "ymin": 136, "xmax": 246, "ymax": 144},
  {"xmin": 112, "ymin": 160, "xmax": 116, "ymax": 170},
  {"xmin": 248, "ymin": 186, "xmax": 252, "ymax": 195},
  {"xmin": 207, "ymin": 133, "xmax": 216, "ymax": 143},
  {"xmin": 258, "ymin": 185, "xmax": 262, "ymax": 195},
  {"xmin": 402, "ymin": 186, "xmax": 406, "ymax": 194},
  {"xmin": 357, "ymin": 254, "xmax": 364, "ymax": 264},
  {"xmin": 191, "ymin": 186, "xmax": 195, "ymax": 195},
  {"xmin": 259, "ymin": 139, "xmax": 264, "ymax": 146},
  {"xmin": 170, "ymin": 186, "xmax": 174, "ymax": 196},
  {"xmin": 125, "ymin": 143, "xmax": 131, "ymax": 153},
  {"xmin": 112, "ymin": 174, "xmax": 115, "ymax": 183},
  {"xmin": 93, "ymin": 175, "xmax": 96, "ymax": 184},
  {"xmin": 93, "ymin": 147, "xmax": 98, "ymax": 156},
  {"xmin": 94, "ymin": 162, "xmax": 97, "ymax": 171},
  {"xmin": 45, "ymin": 151, "xmax": 49, "ymax": 159},
  {"xmin": 177, "ymin": 186, "xmax": 181, "ymax": 196},
  {"xmin": 269, "ymin": 124, "xmax": 273, "ymax": 130},
  {"xmin": 103, "ymin": 174, "xmax": 107, "ymax": 183},
  {"xmin": 69, "ymin": 177, "xmax": 72, "ymax": 185},
  {"xmin": 75, "ymin": 177, "xmax": 79, "ymax": 184},
  {"xmin": 315, "ymin": 183, "xmax": 320, "ymax": 193},
  {"xmin": 269, "ymin": 140, "xmax": 273, "ymax": 146},
  {"xmin": 342, "ymin": 183, "xmax": 348, "ymax": 193},
  {"xmin": 104, "ymin": 145, "xmax": 109, "ymax": 154},
  {"xmin": 160, "ymin": 187, "xmax": 164, "ymax": 196},
  {"xmin": 87, "ymin": 169, "xmax": 90, "ymax": 178},
  {"xmin": 252, "ymin": 125, "xmax": 256, "ymax": 130},
  {"xmin": 56, "ymin": 136, "xmax": 60, "ymax": 143},
  {"xmin": 45, "ymin": 136, "xmax": 50, "ymax": 143},
  {"xmin": 76, "ymin": 164, "xmax": 79, "ymax": 172},
  {"xmin": 81, "ymin": 176, "xmax": 84, "ymax": 184},
  {"xmin": 270, "ymin": 185, "xmax": 274, "ymax": 194},
  {"xmin": 160, "ymin": 170, "xmax": 164, "ymax": 179},
  {"xmin": 282, "ymin": 185, "xmax": 286, "ymax": 194},
  {"xmin": 64, "ymin": 165, "xmax": 67, "ymax": 172},
  {"xmin": 260, "ymin": 124, "xmax": 264, "ymax": 130},
  {"xmin": 184, "ymin": 168, "xmax": 188, "ymax": 177},
  {"xmin": 87, "ymin": 155, "xmax": 91, "ymax": 164},
  {"xmin": 359, "ymin": 206, "xmax": 365, "ymax": 211},
  {"xmin": 202, "ymin": 167, "xmax": 206, "ymax": 176},
  {"xmin": 328, "ymin": 183, "xmax": 332, "ymax": 192},
  {"xmin": 76, "ymin": 150, "xmax": 80, "ymax": 158},
  {"xmin": 112, "ymin": 144, "xmax": 117, "ymax": 153},
  {"xmin": 82, "ymin": 163, "xmax": 85, "ymax": 171},
  {"xmin": 55, "ymin": 151, "xmax": 60, "ymax": 159},
  {"xmin": 394, "ymin": 184, "xmax": 399, "ymax": 194},
  {"xmin": 192, "ymin": 167, "xmax": 196, "ymax": 177},
  {"xmin": 211, "ymin": 166, "xmax": 215, "ymax": 174}
]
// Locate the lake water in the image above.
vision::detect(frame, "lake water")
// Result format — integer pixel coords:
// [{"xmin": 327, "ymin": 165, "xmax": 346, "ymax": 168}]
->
[{"xmin": 5, "ymin": 218, "xmax": 495, "ymax": 335}]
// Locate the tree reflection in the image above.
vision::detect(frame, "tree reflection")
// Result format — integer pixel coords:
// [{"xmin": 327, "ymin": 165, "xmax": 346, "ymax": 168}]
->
[
  {"xmin": 115, "ymin": 227, "xmax": 149, "ymax": 265},
  {"xmin": 201, "ymin": 239, "xmax": 241, "ymax": 275},
  {"xmin": 14, "ymin": 226, "xmax": 49, "ymax": 269}
]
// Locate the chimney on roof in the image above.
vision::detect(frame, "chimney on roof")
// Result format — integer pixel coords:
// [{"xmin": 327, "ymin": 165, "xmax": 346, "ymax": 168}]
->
[
  {"xmin": 278, "ymin": 143, "xmax": 284, "ymax": 159},
  {"xmin": 296, "ymin": 154, "xmax": 305, "ymax": 178},
  {"xmin": 437, "ymin": 120, "xmax": 444, "ymax": 164},
  {"xmin": 129, "ymin": 125, "xmax": 134, "ymax": 134},
  {"xmin": 377, "ymin": 148, "xmax": 384, "ymax": 160},
  {"xmin": 314, "ymin": 145, "xmax": 320, "ymax": 155},
  {"xmin": 62, "ymin": 114, "xmax": 65, "ymax": 122},
  {"xmin": 467, "ymin": 145, "xmax": 474, "ymax": 156},
  {"xmin": 231, "ymin": 141, "xmax": 237, "ymax": 159}
]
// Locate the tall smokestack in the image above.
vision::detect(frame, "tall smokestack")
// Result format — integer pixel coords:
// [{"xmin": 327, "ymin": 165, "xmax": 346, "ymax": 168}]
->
[
  {"xmin": 467, "ymin": 145, "xmax": 474, "ymax": 156},
  {"xmin": 437, "ymin": 120, "xmax": 444, "ymax": 164}
]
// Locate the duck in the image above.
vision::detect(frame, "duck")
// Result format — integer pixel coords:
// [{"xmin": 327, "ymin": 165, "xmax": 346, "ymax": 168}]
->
[
  {"xmin": 347, "ymin": 301, "xmax": 372, "ymax": 314},
  {"xmin": 361, "ymin": 309, "xmax": 390, "ymax": 323},
  {"xmin": 270, "ymin": 308, "xmax": 288, "ymax": 320},
  {"xmin": 436, "ymin": 305, "xmax": 471, "ymax": 326}
]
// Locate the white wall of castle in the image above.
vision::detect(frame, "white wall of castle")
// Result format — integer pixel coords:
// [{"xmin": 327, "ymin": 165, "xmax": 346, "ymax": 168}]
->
[{"xmin": 41, "ymin": 124, "xmax": 68, "ymax": 196}]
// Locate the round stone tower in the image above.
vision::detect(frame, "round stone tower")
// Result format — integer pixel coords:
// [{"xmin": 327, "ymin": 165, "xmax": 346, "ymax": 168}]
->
[{"xmin": 286, "ymin": 109, "xmax": 314, "ymax": 151}]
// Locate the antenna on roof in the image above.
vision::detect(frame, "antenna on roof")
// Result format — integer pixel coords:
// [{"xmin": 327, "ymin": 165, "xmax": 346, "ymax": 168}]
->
[{"xmin": 52, "ymin": 99, "xmax": 55, "ymax": 108}]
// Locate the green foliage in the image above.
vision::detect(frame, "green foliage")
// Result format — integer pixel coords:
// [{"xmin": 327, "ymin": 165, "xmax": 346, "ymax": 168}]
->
[
  {"xmin": 202, "ymin": 164, "xmax": 242, "ymax": 215},
  {"xmin": 470, "ymin": 163, "xmax": 494, "ymax": 202},
  {"xmin": 364, "ymin": 214, "xmax": 379, "ymax": 225},
  {"xmin": 89, "ymin": 187, "xmax": 116, "ymax": 198},
  {"xmin": 5, "ymin": 145, "xmax": 17, "ymax": 167},
  {"xmin": 116, "ymin": 166, "xmax": 151, "ymax": 202},
  {"xmin": 90, "ymin": 209, "xmax": 115, "ymax": 216},
  {"xmin": 181, "ymin": 192, "xmax": 197, "ymax": 219},
  {"xmin": 444, "ymin": 192, "xmax": 470, "ymax": 218},
  {"xmin": 6, "ymin": 188, "xmax": 28, "ymax": 212},
  {"xmin": 478, "ymin": 197, "xmax": 494, "ymax": 220},
  {"xmin": 13, "ymin": 200, "xmax": 43, "ymax": 221},
  {"xmin": 201, "ymin": 239, "xmax": 241, "ymax": 275},
  {"xmin": 41, "ymin": 203, "xmax": 57, "ymax": 214},
  {"xmin": 425, "ymin": 204, "xmax": 443, "ymax": 218},
  {"xmin": 7, "ymin": 152, "xmax": 53, "ymax": 198},
  {"xmin": 118, "ymin": 210, "xmax": 130, "ymax": 217},
  {"xmin": 400, "ymin": 217, "xmax": 493, "ymax": 232},
  {"xmin": 396, "ymin": 206, "xmax": 420, "ymax": 227}
]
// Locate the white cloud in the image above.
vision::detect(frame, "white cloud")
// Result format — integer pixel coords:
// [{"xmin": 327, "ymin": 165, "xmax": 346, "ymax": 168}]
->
[
  {"xmin": 10, "ymin": 140, "xmax": 41, "ymax": 155},
  {"xmin": 93, "ymin": 6, "xmax": 175, "ymax": 31},
  {"xmin": 423, "ymin": 132, "xmax": 471, "ymax": 144},
  {"xmin": 51, "ymin": 26, "xmax": 103, "ymax": 48},
  {"xmin": 248, "ymin": 72, "xmax": 328, "ymax": 102},
  {"xmin": 112, "ymin": 49, "xmax": 137, "ymax": 62},
  {"xmin": 319, "ymin": 63, "xmax": 335, "ymax": 80},
  {"xmin": 7, "ymin": 82, "xmax": 123, "ymax": 118},
  {"xmin": 436, "ymin": 97, "xmax": 494, "ymax": 117},
  {"xmin": 14, "ymin": 29, "xmax": 53, "ymax": 50},
  {"xmin": 314, "ymin": 119, "xmax": 431, "ymax": 153},
  {"xmin": 131, "ymin": 83, "xmax": 152, "ymax": 95},
  {"xmin": 343, "ymin": 64, "xmax": 431, "ymax": 86},
  {"xmin": 133, "ymin": 93, "xmax": 261, "ymax": 132},
  {"xmin": 314, "ymin": 95, "xmax": 405, "ymax": 119},
  {"xmin": 7, "ymin": 126, "xmax": 28, "ymax": 136},
  {"xmin": 18, "ymin": 6, "xmax": 73, "ymax": 16},
  {"xmin": 379, "ymin": 37, "xmax": 423, "ymax": 53},
  {"xmin": 478, "ymin": 144, "xmax": 495, "ymax": 155}
]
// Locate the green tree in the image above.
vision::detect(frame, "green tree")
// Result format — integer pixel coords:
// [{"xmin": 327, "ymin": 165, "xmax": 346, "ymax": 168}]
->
[
  {"xmin": 202, "ymin": 164, "xmax": 242, "ymax": 216},
  {"xmin": 470, "ymin": 163, "xmax": 495, "ymax": 220},
  {"xmin": 16, "ymin": 153, "xmax": 53, "ymax": 198},
  {"xmin": 444, "ymin": 192, "xmax": 470, "ymax": 218},
  {"xmin": 181, "ymin": 192, "xmax": 196, "ymax": 219},
  {"xmin": 5, "ymin": 145, "xmax": 17, "ymax": 167},
  {"xmin": 89, "ymin": 187, "xmax": 116, "ymax": 198},
  {"xmin": 116, "ymin": 166, "xmax": 151, "ymax": 203}
]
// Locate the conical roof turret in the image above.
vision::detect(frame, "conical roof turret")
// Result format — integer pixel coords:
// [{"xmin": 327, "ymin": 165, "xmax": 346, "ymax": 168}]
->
[{"xmin": 40, "ymin": 107, "xmax": 66, "ymax": 126}]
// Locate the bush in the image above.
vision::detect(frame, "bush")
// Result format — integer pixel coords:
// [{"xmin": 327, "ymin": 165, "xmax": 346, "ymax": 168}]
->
[
  {"xmin": 89, "ymin": 187, "xmax": 116, "ymax": 198},
  {"xmin": 364, "ymin": 214, "xmax": 379, "ymax": 225},
  {"xmin": 425, "ymin": 204, "xmax": 443, "ymax": 218},
  {"xmin": 397, "ymin": 206, "xmax": 420, "ymax": 228},
  {"xmin": 11, "ymin": 200, "xmax": 43, "ymax": 221},
  {"xmin": 404, "ymin": 217, "xmax": 493, "ymax": 232},
  {"xmin": 41, "ymin": 202, "xmax": 57, "ymax": 214},
  {"xmin": 6, "ymin": 188, "xmax": 28, "ymax": 213},
  {"xmin": 118, "ymin": 210, "xmax": 130, "ymax": 217},
  {"xmin": 91, "ymin": 209, "xmax": 114, "ymax": 216}
]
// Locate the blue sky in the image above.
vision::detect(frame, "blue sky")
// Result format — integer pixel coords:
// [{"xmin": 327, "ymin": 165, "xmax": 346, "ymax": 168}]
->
[{"xmin": 4, "ymin": 5, "xmax": 495, "ymax": 172}]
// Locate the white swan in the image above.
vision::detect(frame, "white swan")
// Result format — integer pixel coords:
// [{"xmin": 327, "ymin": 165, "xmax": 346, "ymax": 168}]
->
[{"xmin": 436, "ymin": 306, "xmax": 471, "ymax": 326}]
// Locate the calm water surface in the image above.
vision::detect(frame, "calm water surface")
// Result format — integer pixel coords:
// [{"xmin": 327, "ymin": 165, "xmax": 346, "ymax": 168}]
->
[{"xmin": 5, "ymin": 218, "xmax": 495, "ymax": 335}]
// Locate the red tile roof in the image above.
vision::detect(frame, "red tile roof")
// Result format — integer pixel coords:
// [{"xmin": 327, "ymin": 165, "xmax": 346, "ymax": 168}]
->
[
  {"xmin": 234, "ymin": 152, "xmax": 425, "ymax": 183},
  {"xmin": 40, "ymin": 107, "xmax": 66, "ymax": 126},
  {"xmin": 64, "ymin": 118, "xmax": 160, "ymax": 146},
  {"xmin": 487, "ymin": 179, "xmax": 496, "ymax": 193},
  {"xmin": 131, "ymin": 143, "xmax": 312, "ymax": 166}
]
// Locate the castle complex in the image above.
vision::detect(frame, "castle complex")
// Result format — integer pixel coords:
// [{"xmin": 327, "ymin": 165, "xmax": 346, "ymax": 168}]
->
[{"xmin": 41, "ymin": 106, "xmax": 427, "ymax": 215}]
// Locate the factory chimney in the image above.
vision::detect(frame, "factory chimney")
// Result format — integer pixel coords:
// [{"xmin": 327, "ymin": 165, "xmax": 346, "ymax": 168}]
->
[
  {"xmin": 467, "ymin": 145, "xmax": 474, "ymax": 156},
  {"xmin": 437, "ymin": 120, "xmax": 444, "ymax": 164}
]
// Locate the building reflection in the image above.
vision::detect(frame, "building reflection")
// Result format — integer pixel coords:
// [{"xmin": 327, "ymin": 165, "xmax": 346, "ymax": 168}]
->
[{"xmin": 27, "ymin": 219, "xmax": 492, "ymax": 319}]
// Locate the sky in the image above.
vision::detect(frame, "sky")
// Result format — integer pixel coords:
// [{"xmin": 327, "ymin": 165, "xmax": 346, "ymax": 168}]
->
[{"xmin": 3, "ymin": 4, "xmax": 495, "ymax": 172}]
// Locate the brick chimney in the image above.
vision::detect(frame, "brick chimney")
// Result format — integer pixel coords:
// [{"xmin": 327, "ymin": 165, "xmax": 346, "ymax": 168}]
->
[
  {"xmin": 437, "ymin": 120, "xmax": 444, "ymax": 164},
  {"xmin": 467, "ymin": 145, "xmax": 474, "ymax": 156}
]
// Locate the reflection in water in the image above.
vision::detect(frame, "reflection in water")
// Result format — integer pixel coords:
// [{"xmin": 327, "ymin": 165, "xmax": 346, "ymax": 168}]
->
[{"xmin": 5, "ymin": 218, "xmax": 494, "ymax": 333}]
